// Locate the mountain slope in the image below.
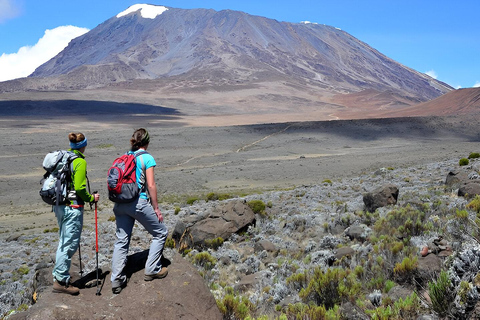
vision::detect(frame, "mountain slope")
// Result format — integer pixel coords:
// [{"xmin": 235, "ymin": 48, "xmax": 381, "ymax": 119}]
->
[{"xmin": 28, "ymin": 5, "xmax": 450, "ymax": 101}]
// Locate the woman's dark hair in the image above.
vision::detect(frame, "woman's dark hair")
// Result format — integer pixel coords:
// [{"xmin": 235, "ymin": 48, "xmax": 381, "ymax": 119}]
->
[
  {"xmin": 130, "ymin": 128, "xmax": 150, "ymax": 151},
  {"xmin": 69, "ymin": 132, "xmax": 85, "ymax": 143}
]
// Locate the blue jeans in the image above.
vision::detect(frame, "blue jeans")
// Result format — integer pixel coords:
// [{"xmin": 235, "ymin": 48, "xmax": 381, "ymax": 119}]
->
[
  {"xmin": 111, "ymin": 198, "xmax": 168, "ymax": 288},
  {"xmin": 52, "ymin": 205, "xmax": 83, "ymax": 283}
]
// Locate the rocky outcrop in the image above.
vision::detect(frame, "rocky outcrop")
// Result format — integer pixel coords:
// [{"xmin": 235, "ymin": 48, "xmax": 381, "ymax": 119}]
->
[
  {"xmin": 458, "ymin": 182, "xmax": 480, "ymax": 198},
  {"xmin": 172, "ymin": 199, "xmax": 255, "ymax": 250},
  {"xmin": 363, "ymin": 184, "xmax": 399, "ymax": 212},
  {"xmin": 8, "ymin": 253, "xmax": 222, "ymax": 320}
]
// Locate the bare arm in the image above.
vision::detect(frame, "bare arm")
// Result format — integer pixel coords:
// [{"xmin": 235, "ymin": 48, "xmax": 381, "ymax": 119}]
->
[{"xmin": 145, "ymin": 166, "xmax": 163, "ymax": 222}]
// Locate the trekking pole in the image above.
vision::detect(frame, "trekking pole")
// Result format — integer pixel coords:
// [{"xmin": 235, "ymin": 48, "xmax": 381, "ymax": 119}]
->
[
  {"xmin": 94, "ymin": 194, "xmax": 101, "ymax": 296},
  {"xmin": 78, "ymin": 238, "xmax": 84, "ymax": 277}
]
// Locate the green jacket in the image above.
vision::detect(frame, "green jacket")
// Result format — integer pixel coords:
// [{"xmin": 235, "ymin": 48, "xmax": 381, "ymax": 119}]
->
[{"xmin": 69, "ymin": 149, "xmax": 94, "ymax": 205}]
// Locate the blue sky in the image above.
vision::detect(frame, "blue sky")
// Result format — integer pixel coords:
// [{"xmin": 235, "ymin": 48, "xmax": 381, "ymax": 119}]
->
[{"xmin": 0, "ymin": 0, "xmax": 479, "ymax": 88}]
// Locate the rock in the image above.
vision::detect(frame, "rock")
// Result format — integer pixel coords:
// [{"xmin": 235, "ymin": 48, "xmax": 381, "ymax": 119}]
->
[
  {"xmin": 234, "ymin": 272, "xmax": 263, "ymax": 292},
  {"xmin": 335, "ymin": 246, "xmax": 355, "ymax": 260},
  {"xmin": 8, "ymin": 252, "xmax": 222, "ymax": 320},
  {"xmin": 363, "ymin": 184, "xmax": 399, "ymax": 212},
  {"xmin": 421, "ymin": 246, "xmax": 429, "ymax": 257},
  {"xmin": 339, "ymin": 301, "xmax": 369, "ymax": 320},
  {"xmin": 458, "ymin": 182, "xmax": 480, "ymax": 198},
  {"xmin": 172, "ymin": 199, "xmax": 255, "ymax": 249},
  {"xmin": 6, "ymin": 233, "xmax": 22, "ymax": 242},
  {"xmin": 254, "ymin": 240, "xmax": 278, "ymax": 254},
  {"xmin": 345, "ymin": 224, "xmax": 372, "ymax": 242},
  {"xmin": 416, "ymin": 254, "xmax": 443, "ymax": 285},
  {"xmin": 387, "ymin": 285, "xmax": 413, "ymax": 301},
  {"xmin": 445, "ymin": 170, "xmax": 468, "ymax": 188}
]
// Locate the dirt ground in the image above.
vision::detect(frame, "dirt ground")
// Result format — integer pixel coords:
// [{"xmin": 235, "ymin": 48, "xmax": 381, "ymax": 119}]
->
[{"xmin": 1, "ymin": 113, "xmax": 479, "ymax": 237}]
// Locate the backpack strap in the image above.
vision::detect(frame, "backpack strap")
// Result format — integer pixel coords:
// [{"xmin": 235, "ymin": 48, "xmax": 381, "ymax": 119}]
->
[{"xmin": 134, "ymin": 151, "xmax": 148, "ymax": 195}]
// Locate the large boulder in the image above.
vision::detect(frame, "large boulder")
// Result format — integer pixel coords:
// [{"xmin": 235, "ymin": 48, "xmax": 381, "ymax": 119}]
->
[
  {"xmin": 458, "ymin": 182, "xmax": 480, "ymax": 198},
  {"xmin": 8, "ymin": 252, "xmax": 222, "ymax": 320},
  {"xmin": 363, "ymin": 184, "xmax": 399, "ymax": 213},
  {"xmin": 172, "ymin": 199, "xmax": 255, "ymax": 249},
  {"xmin": 445, "ymin": 170, "xmax": 469, "ymax": 188}
]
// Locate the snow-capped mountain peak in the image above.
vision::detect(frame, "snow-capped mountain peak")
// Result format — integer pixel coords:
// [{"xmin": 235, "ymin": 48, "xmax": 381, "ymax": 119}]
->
[{"xmin": 116, "ymin": 4, "xmax": 168, "ymax": 19}]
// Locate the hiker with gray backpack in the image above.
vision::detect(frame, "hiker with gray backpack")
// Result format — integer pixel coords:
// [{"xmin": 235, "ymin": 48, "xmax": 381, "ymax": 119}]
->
[
  {"xmin": 108, "ymin": 128, "xmax": 168, "ymax": 294},
  {"xmin": 40, "ymin": 132, "xmax": 100, "ymax": 295}
]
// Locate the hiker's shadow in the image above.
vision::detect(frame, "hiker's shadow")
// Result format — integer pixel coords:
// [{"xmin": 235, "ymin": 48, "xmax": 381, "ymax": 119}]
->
[{"xmin": 124, "ymin": 250, "xmax": 171, "ymax": 280}]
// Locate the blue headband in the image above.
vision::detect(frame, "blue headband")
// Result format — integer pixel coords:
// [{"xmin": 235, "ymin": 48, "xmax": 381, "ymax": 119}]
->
[{"xmin": 70, "ymin": 137, "xmax": 87, "ymax": 149}]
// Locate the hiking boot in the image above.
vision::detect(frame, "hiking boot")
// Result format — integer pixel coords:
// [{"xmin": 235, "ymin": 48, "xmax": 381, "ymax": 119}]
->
[
  {"xmin": 112, "ymin": 280, "xmax": 127, "ymax": 294},
  {"xmin": 144, "ymin": 267, "xmax": 168, "ymax": 281},
  {"xmin": 53, "ymin": 280, "xmax": 80, "ymax": 295}
]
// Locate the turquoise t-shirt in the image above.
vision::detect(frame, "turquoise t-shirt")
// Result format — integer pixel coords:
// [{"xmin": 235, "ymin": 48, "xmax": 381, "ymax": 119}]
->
[{"xmin": 130, "ymin": 150, "xmax": 156, "ymax": 200}]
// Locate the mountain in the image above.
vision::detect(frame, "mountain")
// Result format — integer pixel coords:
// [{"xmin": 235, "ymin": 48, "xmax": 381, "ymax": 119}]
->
[
  {"xmin": 376, "ymin": 87, "xmax": 480, "ymax": 118},
  {"xmin": 0, "ymin": 4, "xmax": 455, "ymax": 123}
]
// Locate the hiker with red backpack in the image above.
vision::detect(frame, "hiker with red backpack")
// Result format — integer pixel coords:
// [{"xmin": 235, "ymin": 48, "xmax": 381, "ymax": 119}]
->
[
  {"xmin": 50, "ymin": 132, "xmax": 100, "ymax": 295},
  {"xmin": 109, "ymin": 128, "xmax": 168, "ymax": 294}
]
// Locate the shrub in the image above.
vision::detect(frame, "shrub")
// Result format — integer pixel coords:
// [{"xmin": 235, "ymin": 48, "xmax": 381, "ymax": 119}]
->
[
  {"xmin": 467, "ymin": 195, "xmax": 480, "ymax": 213},
  {"xmin": 299, "ymin": 267, "xmax": 360, "ymax": 310},
  {"xmin": 428, "ymin": 270, "xmax": 454, "ymax": 317},
  {"xmin": 165, "ymin": 237, "xmax": 175, "ymax": 249},
  {"xmin": 204, "ymin": 237, "xmax": 224, "ymax": 250},
  {"xmin": 384, "ymin": 280, "xmax": 396, "ymax": 293},
  {"xmin": 186, "ymin": 196, "xmax": 200, "ymax": 205},
  {"xmin": 206, "ymin": 192, "xmax": 232, "ymax": 201},
  {"xmin": 393, "ymin": 256, "xmax": 418, "ymax": 283},
  {"xmin": 468, "ymin": 152, "xmax": 480, "ymax": 159},
  {"xmin": 108, "ymin": 215, "xmax": 116, "ymax": 222},
  {"xmin": 17, "ymin": 265, "xmax": 29, "ymax": 275},
  {"xmin": 459, "ymin": 158, "xmax": 469, "ymax": 166},
  {"xmin": 217, "ymin": 291, "xmax": 254, "ymax": 320},
  {"xmin": 247, "ymin": 200, "xmax": 266, "ymax": 216},
  {"xmin": 174, "ymin": 207, "xmax": 181, "ymax": 215},
  {"xmin": 192, "ymin": 251, "xmax": 217, "ymax": 270},
  {"xmin": 283, "ymin": 303, "xmax": 340, "ymax": 320},
  {"xmin": 367, "ymin": 292, "xmax": 420, "ymax": 320}
]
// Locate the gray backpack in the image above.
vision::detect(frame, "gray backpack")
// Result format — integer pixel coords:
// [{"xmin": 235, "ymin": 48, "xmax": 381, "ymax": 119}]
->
[{"xmin": 40, "ymin": 150, "xmax": 78, "ymax": 206}]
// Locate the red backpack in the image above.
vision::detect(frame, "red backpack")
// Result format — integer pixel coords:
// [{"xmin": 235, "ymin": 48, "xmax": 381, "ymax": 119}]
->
[{"xmin": 107, "ymin": 151, "xmax": 147, "ymax": 203}]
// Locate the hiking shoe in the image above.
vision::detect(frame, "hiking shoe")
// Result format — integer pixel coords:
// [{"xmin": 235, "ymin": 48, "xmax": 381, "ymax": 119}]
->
[
  {"xmin": 112, "ymin": 280, "xmax": 127, "ymax": 295},
  {"xmin": 144, "ymin": 267, "xmax": 168, "ymax": 281},
  {"xmin": 53, "ymin": 280, "xmax": 80, "ymax": 295}
]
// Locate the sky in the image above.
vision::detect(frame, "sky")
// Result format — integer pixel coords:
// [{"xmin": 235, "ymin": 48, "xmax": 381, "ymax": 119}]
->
[{"xmin": 0, "ymin": 0, "xmax": 479, "ymax": 88}]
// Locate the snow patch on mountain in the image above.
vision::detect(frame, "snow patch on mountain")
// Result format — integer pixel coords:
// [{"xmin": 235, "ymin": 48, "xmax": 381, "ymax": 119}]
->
[{"xmin": 117, "ymin": 4, "xmax": 168, "ymax": 19}]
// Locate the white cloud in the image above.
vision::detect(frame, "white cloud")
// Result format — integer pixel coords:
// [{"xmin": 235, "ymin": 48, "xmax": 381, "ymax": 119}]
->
[
  {"xmin": 474, "ymin": 82, "xmax": 480, "ymax": 88},
  {"xmin": 425, "ymin": 70, "xmax": 437, "ymax": 79},
  {"xmin": 0, "ymin": 0, "xmax": 21, "ymax": 23},
  {"xmin": 0, "ymin": 25, "xmax": 89, "ymax": 82}
]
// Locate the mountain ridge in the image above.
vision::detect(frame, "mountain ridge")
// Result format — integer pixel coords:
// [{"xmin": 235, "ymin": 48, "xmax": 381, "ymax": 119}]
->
[{"xmin": 0, "ymin": 5, "xmax": 460, "ymax": 123}]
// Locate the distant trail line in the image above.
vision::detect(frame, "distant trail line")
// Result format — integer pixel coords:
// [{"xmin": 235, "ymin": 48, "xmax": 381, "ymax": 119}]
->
[
  {"xmin": 236, "ymin": 124, "xmax": 294, "ymax": 153},
  {"xmin": 172, "ymin": 124, "xmax": 294, "ymax": 167}
]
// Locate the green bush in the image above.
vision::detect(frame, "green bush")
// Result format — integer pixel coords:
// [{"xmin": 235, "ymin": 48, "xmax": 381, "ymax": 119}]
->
[
  {"xmin": 467, "ymin": 195, "xmax": 480, "ymax": 213},
  {"xmin": 393, "ymin": 256, "xmax": 418, "ymax": 283},
  {"xmin": 459, "ymin": 158, "xmax": 469, "ymax": 166},
  {"xmin": 428, "ymin": 270, "xmax": 454, "ymax": 317},
  {"xmin": 186, "ymin": 196, "xmax": 200, "ymax": 205},
  {"xmin": 283, "ymin": 303, "xmax": 340, "ymax": 320},
  {"xmin": 468, "ymin": 152, "xmax": 480, "ymax": 159},
  {"xmin": 174, "ymin": 206, "xmax": 181, "ymax": 215},
  {"xmin": 192, "ymin": 251, "xmax": 217, "ymax": 270},
  {"xmin": 206, "ymin": 192, "xmax": 232, "ymax": 201},
  {"xmin": 165, "ymin": 237, "xmax": 175, "ymax": 249},
  {"xmin": 299, "ymin": 267, "xmax": 360, "ymax": 310},
  {"xmin": 204, "ymin": 237, "xmax": 224, "ymax": 250},
  {"xmin": 247, "ymin": 200, "xmax": 266, "ymax": 216},
  {"xmin": 217, "ymin": 290, "xmax": 255, "ymax": 320}
]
